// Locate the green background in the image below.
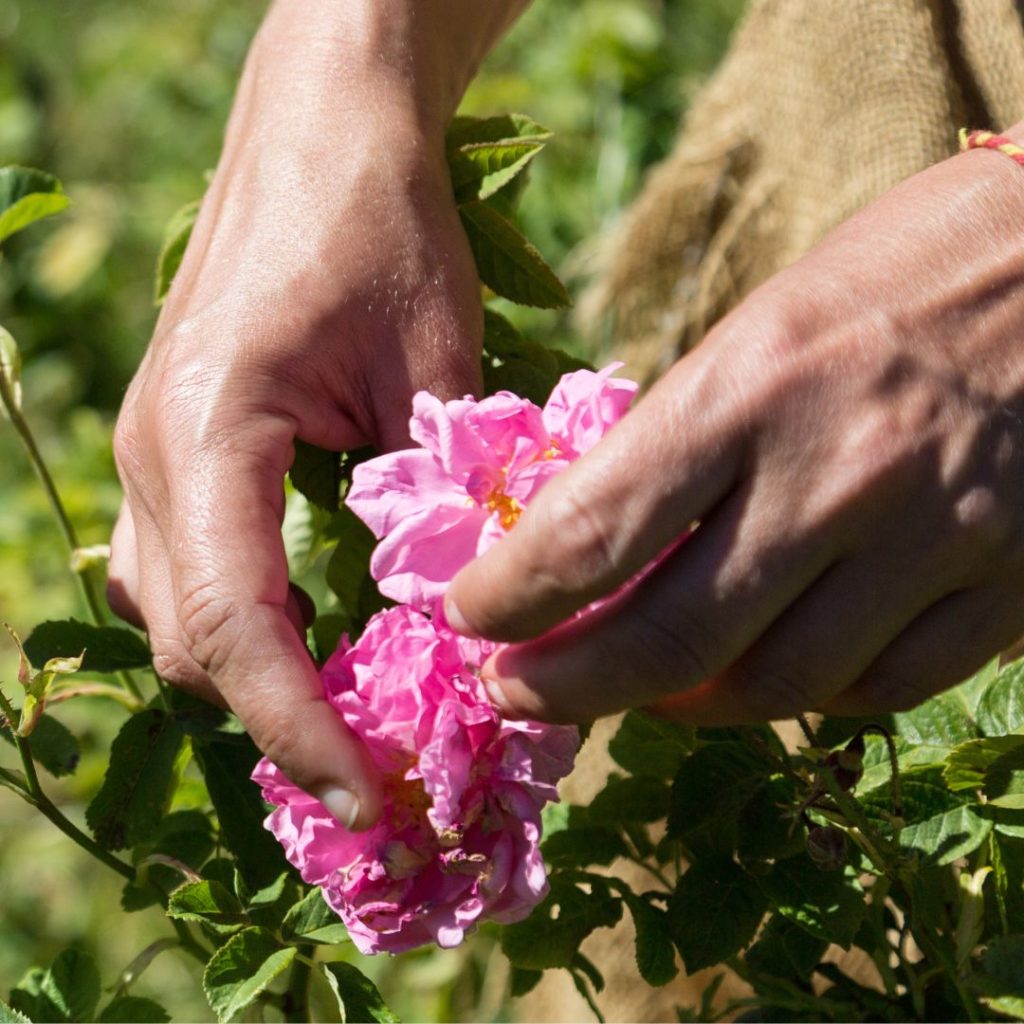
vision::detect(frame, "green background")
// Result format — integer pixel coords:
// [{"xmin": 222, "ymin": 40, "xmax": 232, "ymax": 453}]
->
[{"xmin": 0, "ymin": 1, "xmax": 741, "ymax": 1018}]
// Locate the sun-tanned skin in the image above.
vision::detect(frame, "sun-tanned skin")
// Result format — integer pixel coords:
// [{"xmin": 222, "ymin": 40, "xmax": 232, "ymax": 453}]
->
[{"xmin": 109, "ymin": 0, "xmax": 1024, "ymax": 829}]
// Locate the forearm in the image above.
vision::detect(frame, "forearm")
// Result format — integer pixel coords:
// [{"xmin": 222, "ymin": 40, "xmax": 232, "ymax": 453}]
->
[{"xmin": 246, "ymin": 0, "xmax": 529, "ymax": 137}]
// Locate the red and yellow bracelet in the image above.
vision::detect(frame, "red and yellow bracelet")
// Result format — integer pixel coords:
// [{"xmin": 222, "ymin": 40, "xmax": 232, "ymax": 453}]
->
[{"xmin": 959, "ymin": 128, "xmax": 1024, "ymax": 167}]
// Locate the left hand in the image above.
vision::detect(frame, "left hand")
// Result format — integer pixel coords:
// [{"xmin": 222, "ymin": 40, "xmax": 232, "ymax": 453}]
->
[{"xmin": 445, "ymin": 126, "xmax": 1024, "ymax": 726}]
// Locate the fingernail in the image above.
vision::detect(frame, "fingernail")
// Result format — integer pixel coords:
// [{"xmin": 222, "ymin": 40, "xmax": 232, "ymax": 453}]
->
[
  {"xmin": 444, "ymin": 596, "xmax": 481, "ymax": 639},
  {"xmin": 481, "ymin": 664, "xmax": 519, "ymax": 719},
  {"xmin": 318, "ymin": 786, "xmax": 361, "ymax": 830}
]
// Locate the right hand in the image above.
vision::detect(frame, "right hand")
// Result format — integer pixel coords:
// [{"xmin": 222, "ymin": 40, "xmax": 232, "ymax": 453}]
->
[{"xmin": 108, "ymin": 3, "xmax": 485, "ymax": 830}]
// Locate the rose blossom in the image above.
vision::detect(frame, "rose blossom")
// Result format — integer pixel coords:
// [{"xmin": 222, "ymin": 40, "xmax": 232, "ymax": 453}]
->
[
  {"xmin": 346, "ymin": 365, "xmax": 638, "ymax": 609},
  {"xmin": 253, "ymin": 605, "xmax": 579, "ymax": 955}
]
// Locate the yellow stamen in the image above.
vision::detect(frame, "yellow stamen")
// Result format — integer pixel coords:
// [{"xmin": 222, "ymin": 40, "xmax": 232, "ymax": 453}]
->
[{"xmin": 485, "ymin": 487, "xmax": 522, "ymax": 530}]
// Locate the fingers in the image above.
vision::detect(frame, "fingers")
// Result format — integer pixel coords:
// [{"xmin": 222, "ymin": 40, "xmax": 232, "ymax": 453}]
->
[
  {"xmin": 116, "ymin": 415, "xmax": 382, "ymax": 830},
  {"xmin": 477, "ymin": 477, "xmax": 841, "ymax": 722},
  {"xmin": 823, "ymin": 587, "xmax": 1024, "ymax": 716},
  {"xmin": 446, "ymin": 352, "xmax": 746, "ymax": 642}
]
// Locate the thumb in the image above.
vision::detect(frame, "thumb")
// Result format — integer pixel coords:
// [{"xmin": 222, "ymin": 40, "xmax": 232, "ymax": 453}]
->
[{"xmin": 165, "ymin": 422, "xmax": 382, "ymax": 829}]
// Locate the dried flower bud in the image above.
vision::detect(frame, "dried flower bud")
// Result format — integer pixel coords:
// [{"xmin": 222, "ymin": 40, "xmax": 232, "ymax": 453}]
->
[{"xmin": 807, "ymin": 825, "xmax": 847, "ymax": 871}]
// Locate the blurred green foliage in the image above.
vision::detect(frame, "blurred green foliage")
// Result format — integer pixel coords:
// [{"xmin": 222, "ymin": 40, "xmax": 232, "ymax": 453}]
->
[{"xmin": 0, "ymin": 0, "xmax": 741, "ymax": 1019}]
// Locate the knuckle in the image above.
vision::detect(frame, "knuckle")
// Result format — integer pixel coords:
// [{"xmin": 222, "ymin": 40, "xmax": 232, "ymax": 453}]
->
[
  {"xmin": 177, "ymin": 579, "xmax": 242, "ymax": 678},
  {"xmin": 951, "ymin": 484, "xmax": 1015, "ymax": 557},
  {"xmin": 150, "ymin": 634, "xmax": 206, "ymax": 688},
  {"xmin": 533, "ymin": 484, "xmax": 618, "ymax": 596},
  {"xmin": 732, "ymin": 661, "xmax": 815, "ymax": 720}
]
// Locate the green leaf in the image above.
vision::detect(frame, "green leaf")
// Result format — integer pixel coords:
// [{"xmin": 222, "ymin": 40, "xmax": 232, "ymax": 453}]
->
[
  {"xmin": 40, "ymin": 949, "xmax": 101, "ymax": 1024},
  {"xmin": 193, "ymin": 735, "xmax": 291, "ymax": 888},
  {"xmin": 24, "ymin": 620, "xmax": 151, "ymax": 673},
  {"xmin": 459, "ymin": 201, "xmax": 570, "ymax": 309},
  {"xmin": 154, "ymin": 198, "xmax": 199, "ymax": 304},
  {"xmin": 281, "ymin": 887, "xmax": 349, "ymax": 944},
  {"xmin": 668, "ymin": 741, "xmax": 770, "ymax": 841},
  {"xmin": 950, "ymin": 657, "xmax": 999, "ymax": 719},
  {"xmin": 978, "ymin": 661, "xmax": 1024, "ymax": 736},
  {"xmin": 892, "ymin": 691, "xmax": 977, "ymax": 746},
  {"xmin": 97, "ymin": 996, "xmax": 171, "ymax": 1023},
  {"xmin": 586, "ymin": 774, "xmax": 671, "ymax": 825},
  {"xmin": 501, "ymin": 875, "xmax": 622, "ymax": 970},
  {"xmin": 736, "ymin": 775, "xmax": 804, "ymax": 863},
  {"xmin": 856, "ymin": 734, "xmax": 948, "ymax": 795},
  {"xmin": 744, "ymin": 914, "xmax": 827, "ymax": 981},
  {"xmin": 668, "ymin": 858, "xmax": 767, "ymax": 972},
  {"xmin": 313, "ymin": 613, "xmax": 351, "ymax": 662},
  {"xmin": 1, "ymin": 714, "xmax": 79, "ymax": 776},
  {"xmin": 325, "ymin": 507, "xmax": 379, "ymax": 618},
  {"xmin": 978, "ymin": 934, "xmax": 1024, "ymax": 1001},
  {"xmin": 889, "ymin": 768, "xmax": 992, "ymax": 865},
  {"xmin": 542, "ymin": 825, "xmax": 629, "ymax": 868},
  {"xmin": 944, "ymin": 735, "xmax": 1024, "ymax": 792},
  {"xmin": 758, "ymin": 855, "xmax": 865, "ymax": 947},
  {"xmin": 0, "ymin": 326, "xmax": 22, "ymax": 416},
  {"xmin": 9, "ymin": 968, "xmax": 55, "ymax": 1023},
  {"xmin": 289, "ymin": 441, "xmax": 342, "ymax": 512},
  {"xmin": 168, "ymin": 879, "xmax": 247, "ymax": 925},
  {"xmin": 623, "ymin": 893, "xmax": 678, "ymax": 986},
  {"xmin": 321, "ymin": 963, "xmax": 398, "ymax": 1023},
  {"xmin": 203, "ymin": 928, "xmax": 296, "ymax": 1024},
  {"xmin": 509, "ymin": 967, "xmax": 543, "ymax": 998},
  {"xmin": 608, "ymin": 711, "xmax": 695, "ymax": 780},
  {"xmin": 446, "ymin": 113, "xmax": 551, "ymax": 150},
  {"xmin": 0, "ymin": 167, "xmax": 70, "ymax": 244},
  {"xmin": 483, "ymin": 356, "xmax": 557, "ymax": 408},
  {"xmin": 0, "ymin": 1000, "xmax": 30, "ymax": 1023},
  {"xmin": 450, "ymin": 140, "xmax": 546, "ymax": 204},
  {"xmin": 121, "ymin": 809, "xmax": 215, "ymax": 911},
  {"xmin": 86, "ymin": 710, "xmax": 184, "ymax": 849}
]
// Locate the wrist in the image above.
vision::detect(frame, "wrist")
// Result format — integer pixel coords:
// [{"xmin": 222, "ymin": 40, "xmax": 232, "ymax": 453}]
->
[{"xmin": 256, "ymin": 0, "xmax": 525, "ymax": 136}]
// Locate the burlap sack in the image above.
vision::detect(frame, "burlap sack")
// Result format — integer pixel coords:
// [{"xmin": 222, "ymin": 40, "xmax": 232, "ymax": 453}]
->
[
  {"xmin": 518, "ymin": 2, "xmax": 1024, "ymax": 1021},
  {"xmin": 579, "ymin": 0, "xmax": 1024, "ymax": 385}
]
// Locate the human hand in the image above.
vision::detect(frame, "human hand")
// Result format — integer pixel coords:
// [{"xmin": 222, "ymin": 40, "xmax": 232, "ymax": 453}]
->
[
  {"xmin": 107, "ymin": 1, "xmax": 516, "ymax": 829},
  {"xmin": 446, "ymin": 127, "xmax": 1024, "ymax": 726}
]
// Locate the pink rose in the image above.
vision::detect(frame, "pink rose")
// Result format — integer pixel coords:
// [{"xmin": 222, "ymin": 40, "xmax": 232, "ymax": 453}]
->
[
  {"xmin": 253, "ymin": 606, "xmax": 579, "ymax": 955},
  {"xmin": 346, "ymin": 365, "xmax": 638, "ymax": 609}
]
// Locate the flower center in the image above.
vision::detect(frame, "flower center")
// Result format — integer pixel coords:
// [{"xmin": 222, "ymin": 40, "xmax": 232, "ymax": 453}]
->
[{"xmin": 485, "ymin": 485, "xmax": 522, "ymax": 530}]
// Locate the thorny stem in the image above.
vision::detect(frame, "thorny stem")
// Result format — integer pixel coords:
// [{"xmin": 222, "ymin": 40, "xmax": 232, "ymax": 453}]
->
[
  {"xmin": 0, "ymin": 368, "xmax": 144, "ymax": 702},
  {"xmin": 795, "ymin": 713, "xmax": 818, "ymax": 746}
]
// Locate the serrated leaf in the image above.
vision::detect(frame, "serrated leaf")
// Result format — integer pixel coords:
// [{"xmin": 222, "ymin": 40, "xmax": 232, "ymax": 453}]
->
[
  {"xmin": 758, "ymin": 856, "xmax": 865, "ymax": 947},
  {"xmin": 450, "ymin": 140, "xmax": 545, "ymax": 203},
  {"xmin": 446, "ymin": 113, "xmax": 551, "ymax": 150},
  {"xmin": 203, "ymin": 928, "xmax": 295, "ymax": 1023},
  {"xmin": 607, "ymin": 711, "xmax": 695, "ymax": 779},
  {"xmin": 978, "ymin": 661, "xmax": 1024, "ymax": 737},
  {"xmin": 154, "ymin": 198, "xmax": 199, "ymax": 304},
  {"xmin": 0, "ymin": 167, "xmax": 70, "ymax": 244},
  {"xmin": 623, "ymin": 893, "xmax": 678, "ymax": 986},
  {"xmin": 0, "ymin": 1000, "xmax": 30, "ymax": 1023},
  {"xmin": 9, "ymin": 967, "xmax": 56, "ymax": 1023},
  {"xmin": 736, "ymin": 774, "xmax": 803, "ymax": 863},
  {"xmin": 168, "ymin": 879, "xmax": 247, "ymax": 925},
  {"xmin": 951, "ymin": 657, "xmax": 999, "ymax": 718},
  {"xmin": 2, "ymin": 714, "xmax": 79, "ymax": 776},
  {"xmin": 0, "ymin": 326, "xmax": 22, "ymax": 415},
  {"xmin": 281, "ymin": 886, "xmax": 348, "ymax": 944},
  {"xmin": 97, "ymin": 996, "xmax": 171, "ymax": 1023},
  {"xmin": 41, "ymin": 949, "xmax": 100, "ymax": 1024},
  {"xmin": 193, "ymin": 735, "xmax": 290, "ymax": 888},
  {"xmin": 289, "ymin": 441, "xmax": 342, "ymax": 512},
  {"xmin": 459, "ymin": 201, "xmax": 570, "ymax": 309},
  {"xmin": 668, "ymin": 741, "xmax": 770, "ymax": 840},
  {"xmin": 542, "ymin": 825, "xmax": 629, "ymax": 867},
  {"xmin": 893, "ymin": 691, "xmax": 977, "ymax": 746},
  {"xmin": 668, "ymin": 858, "xmax": 766, "ymax": 972},
  {"xmin": 977, "ymin": 934, "xmax": 1024, "ymax": 1008},
  {"xmin": 944, "ymin": 735, "xmax": 1024, "ymax": 792},
  {"xmin": 325, "ymin": 506, "xmax": 379, "ymax": 619},
  {"xmin": 321, "ymin": 963, "xmax": 398, "ymax": 1023},
  {"xmin": 501, "ymin": 875, "xmax": 622, "ymax": 970},
  {"xmin": 86, "ymin": 710, "xmax": 183, "ymax": 849},
  {"xmin": 857, "ymin": 734, "xmax": 948, "ymax": 795},
  {"xmin": 744, "ymin": 914, "xmax": 827, "ymax": 981},
  {"xmin": 24, "ymin": 620, "xmax": 151, "ymax": 673}
]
